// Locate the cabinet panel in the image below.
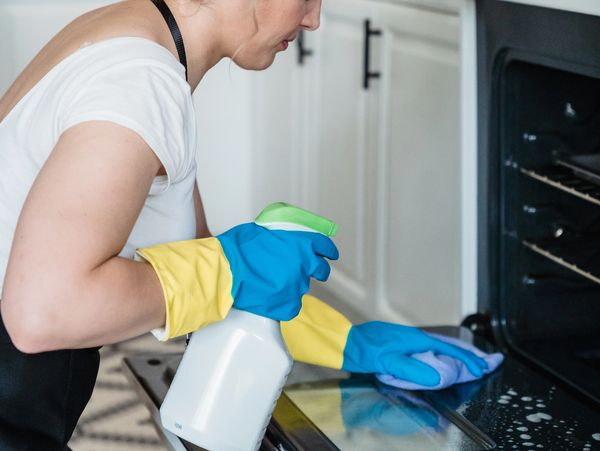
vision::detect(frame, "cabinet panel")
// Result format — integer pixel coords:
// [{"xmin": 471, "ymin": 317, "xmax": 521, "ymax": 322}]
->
[
  {"xmin": 307, "ymin": 0, "xmax": 379, "ymax": 310},
  {"xmin": 377, "ymin": 6, "xmax": 460, "ymax": 325}
]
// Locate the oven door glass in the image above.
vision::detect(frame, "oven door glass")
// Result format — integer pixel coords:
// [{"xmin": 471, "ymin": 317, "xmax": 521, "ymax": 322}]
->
[{"xmin": 283, "ymin": 377, "xmax": 492, "ymax": 451}]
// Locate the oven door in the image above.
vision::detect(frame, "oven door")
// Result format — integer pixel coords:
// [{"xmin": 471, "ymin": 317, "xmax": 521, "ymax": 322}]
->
[{"xmin": 122, "ymin": 326, "xmax": 600, "ymax": 450}]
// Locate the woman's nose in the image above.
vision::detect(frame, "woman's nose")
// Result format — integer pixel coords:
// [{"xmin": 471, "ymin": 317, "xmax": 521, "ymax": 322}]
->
[{"xmin": 301, "ymin": 0, "xmax": 322, "ymax": 31}]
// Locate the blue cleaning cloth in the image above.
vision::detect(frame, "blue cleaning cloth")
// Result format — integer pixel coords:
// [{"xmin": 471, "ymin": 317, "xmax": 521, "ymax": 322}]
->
[{"xmin": 376, "ymin": 333, "xmax": 504, "ymax": 390}]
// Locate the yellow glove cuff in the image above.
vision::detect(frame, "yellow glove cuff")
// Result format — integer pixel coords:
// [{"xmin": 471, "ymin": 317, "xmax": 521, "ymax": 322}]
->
[
  {"xmin": 136, "ymin": 237, "xmax": 234, "ymax": 341},
  {"xmin": 281, "ymin": 294, "xmax": 352, "ymax": 369}
]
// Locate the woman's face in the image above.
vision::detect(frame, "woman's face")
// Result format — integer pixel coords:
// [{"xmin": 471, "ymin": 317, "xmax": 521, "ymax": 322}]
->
[{"xmin": 234, "ymin": 0, "xmax": 322, "ymax": 70}]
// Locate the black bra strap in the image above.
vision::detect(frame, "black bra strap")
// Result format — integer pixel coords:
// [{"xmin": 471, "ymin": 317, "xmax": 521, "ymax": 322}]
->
[{"xmin": 150, "ymin": 0, "xmax": 188, "ymax": 81}]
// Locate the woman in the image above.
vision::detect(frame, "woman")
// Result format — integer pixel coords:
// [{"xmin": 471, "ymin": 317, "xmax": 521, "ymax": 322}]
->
[{"xmin": 0, "ymin": 0, "xmax": 487, "ymax": 448}]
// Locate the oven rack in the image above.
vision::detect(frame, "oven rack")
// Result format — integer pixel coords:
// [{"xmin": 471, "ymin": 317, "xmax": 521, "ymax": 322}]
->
[
  {"xmin": 520, "ymin": 166, "xmax": 600, "ymax": 207},
  {"xmin": 522, "ymin": 240, "xmax": 600, "ymax": 285}
]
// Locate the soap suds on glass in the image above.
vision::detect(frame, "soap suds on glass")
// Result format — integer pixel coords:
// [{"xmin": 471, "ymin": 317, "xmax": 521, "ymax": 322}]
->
[{"xmin": 526, "ymin": 413, "xmax": 552, "ymax": 423}]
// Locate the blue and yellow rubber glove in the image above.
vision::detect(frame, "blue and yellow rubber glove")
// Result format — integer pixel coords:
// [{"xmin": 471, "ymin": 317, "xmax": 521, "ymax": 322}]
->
[
  {"xmin": 216, "ymin": 223, "xmax": 338, "ymax": 320},
  {"xmin": 282, "ymin": 296, "xmax": 486, "ymax": 387},
  {"xmin": 136, "ymin": 205, "xmax": 339, "ymax": 341}
]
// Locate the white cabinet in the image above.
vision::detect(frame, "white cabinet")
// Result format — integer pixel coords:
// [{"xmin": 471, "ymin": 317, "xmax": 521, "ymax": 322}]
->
[
  {"xmin": 375, "ymin": 4, "xmax": 461, "ymax": 325},
  {"xmin": 304, "ymin": 0, "xmax": 381, "ymax": 320},
  {"xmin": 252, "ymin": 0, "xmax": 461, "ymax": 325}
]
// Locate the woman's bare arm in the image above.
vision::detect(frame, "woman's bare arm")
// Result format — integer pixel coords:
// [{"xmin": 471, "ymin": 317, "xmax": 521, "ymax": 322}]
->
[{"xmin": 1, "ymin": 121, "xmax": 168, "ymax": 353}]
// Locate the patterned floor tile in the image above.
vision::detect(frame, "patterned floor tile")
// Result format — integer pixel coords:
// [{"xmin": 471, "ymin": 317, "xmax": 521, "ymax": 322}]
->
[{"xmin": 68, "ymin": 333, "xmax": 184, "ymax": 450}]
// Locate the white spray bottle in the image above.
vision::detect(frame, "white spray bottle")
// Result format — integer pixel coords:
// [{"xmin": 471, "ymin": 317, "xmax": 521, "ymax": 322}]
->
[{"xmin": 159, "ymin": 202, "xmax": 338, "ymax": 451}]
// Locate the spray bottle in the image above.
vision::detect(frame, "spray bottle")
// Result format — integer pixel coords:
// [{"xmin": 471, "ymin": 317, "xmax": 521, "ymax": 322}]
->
[{"xmin": 159, "ymin": 202, "xmax": 338, "ymax": 451}]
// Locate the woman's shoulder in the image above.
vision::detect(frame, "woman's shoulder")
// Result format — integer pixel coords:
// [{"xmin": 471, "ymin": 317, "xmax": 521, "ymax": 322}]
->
[
  {"xmin": 58, "ymin": 1, "xmax": 184, "ymax": 78},
  {"xmin": 62, "ymin": 36, "xmax": 186, "ymax": 83}
]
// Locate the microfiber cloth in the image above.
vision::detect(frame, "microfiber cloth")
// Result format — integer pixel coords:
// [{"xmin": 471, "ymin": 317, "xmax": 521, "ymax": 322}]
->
[{"xmin": 376, "ymin": 333, "xmax": 504, "ymax": 390}]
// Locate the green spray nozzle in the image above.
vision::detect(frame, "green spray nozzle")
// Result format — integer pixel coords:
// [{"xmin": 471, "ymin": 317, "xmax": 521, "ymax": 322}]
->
[{"xmin": 255, "ymin": 202, "xmax": 338, "ymax": 237}]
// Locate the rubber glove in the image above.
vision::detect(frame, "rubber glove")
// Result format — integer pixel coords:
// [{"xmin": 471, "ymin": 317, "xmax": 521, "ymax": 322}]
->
[
  {"xmin": 376, "ymin": 332, "xmax": 504, "ymax": 390},
  {"xmin": 343, "ymin": 322, "xmax": 487, "ymax": 387},
  {"xmin": 136, "ymin": 224, "xmax": 338, "ymax": 340},
  {"xmin": 216, "ymin": 223, "xmax": 339, "ymax": 320},
  {"xmin": 282, "ymin": 296, "xmax": 487, "ymax": 388}
]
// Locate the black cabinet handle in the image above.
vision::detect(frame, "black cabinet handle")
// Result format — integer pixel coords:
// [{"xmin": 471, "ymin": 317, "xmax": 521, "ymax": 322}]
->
[
  {"xmin": 297, "ymin": 31, "xmax": 313, "ymax": 66},
  {"xmin": 363, "ymin": 19, "xmax": 382, "ymax": 90}
]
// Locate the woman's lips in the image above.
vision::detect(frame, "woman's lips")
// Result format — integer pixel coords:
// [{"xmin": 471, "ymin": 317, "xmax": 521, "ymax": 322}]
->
[{"xmin": 280, "ymin": 36, "xmax": 297, "ymax": 51}]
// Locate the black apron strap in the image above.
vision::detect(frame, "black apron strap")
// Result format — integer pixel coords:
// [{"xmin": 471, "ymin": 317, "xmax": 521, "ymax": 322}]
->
[{"xmin": 150, "ymin": 0, "xmax": 188, "ymax": 81}]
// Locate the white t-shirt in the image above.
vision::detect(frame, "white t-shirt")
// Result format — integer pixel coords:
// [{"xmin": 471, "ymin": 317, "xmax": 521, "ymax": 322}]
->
[{"xmin": 0, "ymin": 37, "xmax": 198, "ymax": 294}]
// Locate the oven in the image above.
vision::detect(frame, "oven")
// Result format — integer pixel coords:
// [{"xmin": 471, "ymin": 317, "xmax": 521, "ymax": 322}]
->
[{"xmin": 123, "ymin": 1, "xmax": 600, "ymax": 449}]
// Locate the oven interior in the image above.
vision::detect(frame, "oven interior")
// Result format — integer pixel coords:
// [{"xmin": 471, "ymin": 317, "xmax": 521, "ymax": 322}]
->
[{"xmin": 495, "ymin": 56, "xmax": 600, "ymax": 404}]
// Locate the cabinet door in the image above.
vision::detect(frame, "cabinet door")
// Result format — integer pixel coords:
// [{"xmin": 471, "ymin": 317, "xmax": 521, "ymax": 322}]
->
[
  {"xmin": 376, "ymin": 4, "xmax": 461, "ymax": 325},
  {"xmin": 304, "ymin": 0, "xmax": 380, "ymax": 316}
]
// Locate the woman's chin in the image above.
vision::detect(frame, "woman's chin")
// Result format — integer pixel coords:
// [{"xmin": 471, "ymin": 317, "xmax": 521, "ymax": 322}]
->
[{"xmin": 232, "ymin": 53, "xmax": 277, "ymax": 71}]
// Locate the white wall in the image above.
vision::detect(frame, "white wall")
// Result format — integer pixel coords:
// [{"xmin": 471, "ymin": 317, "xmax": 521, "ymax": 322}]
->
[
  {"xmin": 193, "ymin": 62, "xmax": 256, "ymax": 234},
  {"xmin": 0, "ymin": 1, "xmax": 112, "ymax": 90}
]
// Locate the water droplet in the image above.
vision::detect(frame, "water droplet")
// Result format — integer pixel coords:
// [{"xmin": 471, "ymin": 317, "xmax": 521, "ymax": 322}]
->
[
  {"xmin": 526, "ymin": 413, "xmax": 552, "ymax": 423},
  {"xmin": 508, "ymin": 389, "xmax": 518, "ymax": 396},
  {"xmin": 521, "ymin": 434, "xmax": 532, "ymax": 439},
  {"xmin": 513, "ymin": 404, "xmax": 519, "ymax": 408},
  {"xmin": 536, "ymin": 404, "xmax": 546, "ymax": 408},
  {"xmin": 498, "ymin": 399, "xmax": 509, "ymax": 404},
  {"xmin": 521, "ymin": 396, "xmax": 533, "ymax": 401},
  {"xmin": 592, "ymin": 433, "xmax": 600, "ymax": 441},
  {"xmin": 523, "ymin": 443, "xmax": 534, "ymax": 447},
  {"xmin": 525, "ymin": 406, "xmax": 534, "ymax": 410},
  {"xmin": 517, "ymin": 427, "xmax": 529, "ymax": 432},
  {"xmin": 501, "ymin": 395, "xmax": 512, "ymax": 400}
]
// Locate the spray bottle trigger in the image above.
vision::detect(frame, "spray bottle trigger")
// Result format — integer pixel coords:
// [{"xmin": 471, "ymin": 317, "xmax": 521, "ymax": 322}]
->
[{"xmin": 254, "ymin": 202, "xmax": 338, "ymax": 236}]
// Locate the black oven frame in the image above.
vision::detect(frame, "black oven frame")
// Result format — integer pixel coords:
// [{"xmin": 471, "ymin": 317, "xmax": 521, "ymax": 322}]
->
[{"xmin": 476, "ymin": 0, "xmax": 600, "ymax": 407}]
